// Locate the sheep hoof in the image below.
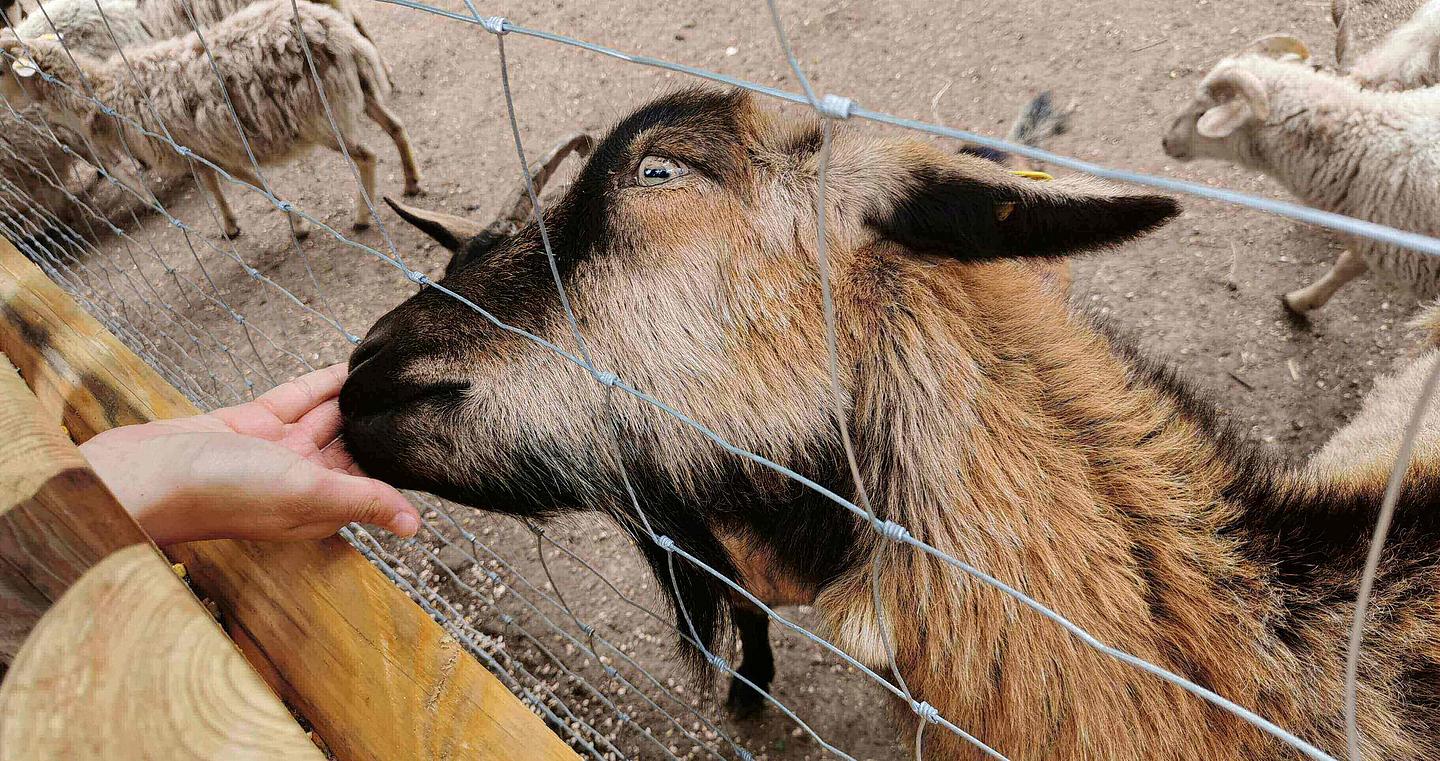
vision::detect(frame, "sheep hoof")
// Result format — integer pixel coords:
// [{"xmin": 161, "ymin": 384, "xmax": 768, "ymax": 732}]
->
[
  {"xmin": 353, "ymin": 219, "xmax": 372, "ymax": 232},
  {"xmin": 222, "ymin": 227, "xmax": 242, "ymax": 240},
  {"xmin": 724, "ymin": 678, "xmax": 767, "ymax": 719},
  {"xmin": 1279, "ymin": 293, "xmax": 1316, "ymax": 316},
  {"xmin": 403, "ymin": 184, "xmax": 424, "ymax": 198}
]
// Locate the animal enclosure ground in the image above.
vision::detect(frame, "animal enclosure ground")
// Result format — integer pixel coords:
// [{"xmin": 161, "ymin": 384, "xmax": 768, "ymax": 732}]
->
[{"xmin": 32, "ymin": 0, "xmax": 1430, "ymax": 757}]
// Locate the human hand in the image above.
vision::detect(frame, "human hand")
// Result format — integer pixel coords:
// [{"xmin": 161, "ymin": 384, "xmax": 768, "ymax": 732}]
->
[{"xmin": 81, "ymin": 364, "xmax": 420, "ymax": 546}]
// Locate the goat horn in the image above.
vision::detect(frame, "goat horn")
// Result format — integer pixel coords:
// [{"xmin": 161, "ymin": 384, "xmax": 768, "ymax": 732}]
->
[
  {"xmin": 1243, "ymin": 34, "xmax": 1311, "ymax": 61},
  {"xmin": 1203, "ymin": 67, "xmax": 1272, "ymax": 121},
  {"xmin": 496, "ymin": 131, "xmax": 595, "ymax": 228},
  {"xmin": 384, "ymin": 196, "xmax": 485, "ymax": 253}
]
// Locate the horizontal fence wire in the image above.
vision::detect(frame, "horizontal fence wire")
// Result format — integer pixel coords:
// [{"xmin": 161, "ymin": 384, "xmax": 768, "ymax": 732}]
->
[{"xmin": 2, "ymin": 0, "xmax": 1437, "ymax": 759}]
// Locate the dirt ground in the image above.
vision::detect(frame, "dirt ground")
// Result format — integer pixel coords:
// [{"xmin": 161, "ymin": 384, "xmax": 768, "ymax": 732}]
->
[{"xmin": 10, "ymin": 0, "xmax": 1434, "ymax": 757}]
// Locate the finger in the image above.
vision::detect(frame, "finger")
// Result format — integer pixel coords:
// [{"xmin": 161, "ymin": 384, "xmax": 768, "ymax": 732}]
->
[
  {"xmin": 293, "ymin": 397, "xmax": 344, "ymax": 450},
  {"xmin": 251, "ymin": 364, "xmax": 349, "ymax": 424},
  {"xmin": 304, "ymin": 469, "xmax": 419, "ymax": 537}
]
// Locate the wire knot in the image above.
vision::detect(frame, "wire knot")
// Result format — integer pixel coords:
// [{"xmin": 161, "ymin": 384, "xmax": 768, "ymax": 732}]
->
[
  {"xmin": 705, "ymin": 653, "xmax": 728, "ymax": 670},
  {"xmin": 737, "ymin": 751, "xmax": 755, "ymax": 761},
  {"xmin": 498, "ymin": 613, "xmax": 514, "ymax": 625},
  {"xmin": 275, "ymin": 200, "xmax": 295, "ymax": 213},
  {"xmin": 602, "ymin": 665, "xmax": 619, "ymax": 678},
  {"xmin": 592, "ymin": 370, "xmax": 620, "ymax": 388},
  {"xmin": 480, "ymin": 15, "xmax": 508, "ymax": 35},
  {"xmin": 578, "ymin": 623, "xmax": 595, "ymax": 636},
  {"xmin": 875, "ymin": 519, "xmax": 912, "ymax": 542},
  {"xmin": 653, "ymin": 534, "xmax": 677, "ymax": 553},
  {"xmin": 406, "ymin": 269, "xmax": 430, "ymax": 286},
  {"xmin": 175, "ymin": 145, "xmax": 194, "ymax": 158},
  {"xmin": 817, "ymin": 94, "xmax": 854, "ymax": 120},
  {"xmin": 912, "ymin": 700, "xmax": 941, "ymax": 724}
]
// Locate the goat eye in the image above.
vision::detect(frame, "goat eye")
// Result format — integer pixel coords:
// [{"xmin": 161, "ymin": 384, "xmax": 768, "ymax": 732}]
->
[{"xmin": 637, "ymin": 155, "xmax": 689, "ymax": 187}]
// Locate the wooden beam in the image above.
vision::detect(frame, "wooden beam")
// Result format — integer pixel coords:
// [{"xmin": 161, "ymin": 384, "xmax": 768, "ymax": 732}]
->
[
  {"xmin": 0, "ymin": 545, "xmax": 325, "ymax": 761},
  {"xmin": 0, "ymin": 237, "xmax": 582, "ymax": 761},
  {"xmin": 0, "ymin": 352, "xmax": 320, "ymax": 759},
  {"xmin": 0, "ymin": 352, "xmax": 151, "ymax": 660}
]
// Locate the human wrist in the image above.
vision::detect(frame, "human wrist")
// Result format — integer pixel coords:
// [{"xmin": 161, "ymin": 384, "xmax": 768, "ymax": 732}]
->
[{"xmin": 79, "ymin": 431, "xmax": 187, "ymax": 543}]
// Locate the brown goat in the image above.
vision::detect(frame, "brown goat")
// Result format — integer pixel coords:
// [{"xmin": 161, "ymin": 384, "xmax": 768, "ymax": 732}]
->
[{"xmin": 340, "ymin": 88, "xmax": 1440, "ymax": 759}]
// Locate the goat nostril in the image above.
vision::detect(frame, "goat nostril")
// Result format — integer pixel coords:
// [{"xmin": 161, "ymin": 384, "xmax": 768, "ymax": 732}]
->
[
  {"xmin": 349, "ymin": 336, "xmax": 387, "ymax": 371},
  {"xmin": 341, "ymin": 353, "xmax": 471, "ymax": 420}
]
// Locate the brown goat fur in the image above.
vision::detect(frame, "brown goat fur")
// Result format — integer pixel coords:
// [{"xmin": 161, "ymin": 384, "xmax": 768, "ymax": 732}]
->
[{"xmin": 341, "ymin": 87, "xmax": 1440, "ymax": 759}]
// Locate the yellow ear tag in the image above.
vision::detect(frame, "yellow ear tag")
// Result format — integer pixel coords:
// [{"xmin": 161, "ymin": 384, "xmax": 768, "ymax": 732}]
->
[
  {"xmin": 996, "ymin": 170, "xmax": 1052, "ymax": 219},
  {"xmin": 1009, "ymin": 170, "xmax": 1054, "ymax": 182},
  {"xmin": 36, "ymin": 34, "xmax": 60, "ymax": 41}
]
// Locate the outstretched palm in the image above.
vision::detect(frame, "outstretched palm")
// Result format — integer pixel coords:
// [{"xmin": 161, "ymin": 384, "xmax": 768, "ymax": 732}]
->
[{"xmin": 82, "ymin": 364, "xmax": 419, "ymax": 545}]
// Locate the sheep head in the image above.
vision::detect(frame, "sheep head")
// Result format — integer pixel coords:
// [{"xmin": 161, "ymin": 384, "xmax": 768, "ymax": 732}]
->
[
  {"xmin": 339, "ymin": 87, "xmax": 1178, "ymax": 666},
  {"xmin": 0, "ymin": 34, "xmax": 94, "ymax": 126},
  {"xmin": 1161, "ymin": 35, "xmax": 1306, "ymax": 160}
]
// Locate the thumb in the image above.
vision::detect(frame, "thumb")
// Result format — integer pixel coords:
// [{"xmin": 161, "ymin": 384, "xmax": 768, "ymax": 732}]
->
[{"xmin": 307, "ymin": 470, "xmax": 420, "ymax": 537}]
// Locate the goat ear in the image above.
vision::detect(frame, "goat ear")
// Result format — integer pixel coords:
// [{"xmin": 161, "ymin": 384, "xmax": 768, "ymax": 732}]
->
[
  {"xmin": 385, "ymin": 196, "xmax": 485, "ymax": 253},
  {"xmin": 876, "ymin": 162, "xmax": 1180, "ymax": 260}
]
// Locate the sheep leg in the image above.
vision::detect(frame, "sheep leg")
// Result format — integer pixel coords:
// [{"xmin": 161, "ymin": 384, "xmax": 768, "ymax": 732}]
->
[
  {"xmin": 197, "ymin": 166, "xmax": 242, "ymax": 240},
  {"xmin": 1282, "ymin": 248, "xmax": 1368, "ymax": 313},
  {"xmin": 345, "ymin": 141, "xmax": 378, "ymax": 231},
  {"xmin": 724, "ymin": 603, "xmax": 774, "ymax": 718},
  {"xmin": 363, "ymin": 100, "xmax": 422, "ymax": 197}
]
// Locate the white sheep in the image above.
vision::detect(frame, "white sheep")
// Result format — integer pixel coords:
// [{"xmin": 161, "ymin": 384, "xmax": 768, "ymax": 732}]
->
[
  {"xmin": 0, "ymin": 0, "xmax": 385, "ymax": 230},
  {"xmin": 3, "ymin": 0, "xmax": 375, "ymax": 53},
  {"xmin": 1310, "ymin": 302, "xmax": 1440, "ymax": 475},
  {"xmin": 1351, "ymin": 0, "xmax": 1440, "ymax": 89},
  {"xmin": 0, "ymin": 0, "xmax": 421, "ymax": 239},
  {"xmin": 1332, "ymin": 0, "xmax": 1425, "ymax": 69},
  {"xmin": 0, "ymin": 0, "xmax": 151, "ymax": 228},
  {"xmin": 1162, "ymin": 34, "xmax": 1440, "ymax": 313}
]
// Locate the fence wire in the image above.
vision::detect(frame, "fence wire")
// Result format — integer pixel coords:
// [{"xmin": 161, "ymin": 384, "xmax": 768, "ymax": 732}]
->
[{"xmin": 1, "ymin": 0, "xmax": 1437, "ymax": 759}]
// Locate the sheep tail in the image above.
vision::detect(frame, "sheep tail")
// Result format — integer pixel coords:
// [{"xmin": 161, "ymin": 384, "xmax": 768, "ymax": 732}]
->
[
  {"xmin": 344, "ymin": 11, "xmax": 391, "ymax": 100},
  {"xmin": 1006, "ymin": 90, "xmax": 1073, "ymax": 148},
  {"xmin": 342, "ymin": 8, "xmax": 395, "ymax": 90},
  {"xmin": 956, "ymin": 91, "xmax": 1075, "ymax": 167}
]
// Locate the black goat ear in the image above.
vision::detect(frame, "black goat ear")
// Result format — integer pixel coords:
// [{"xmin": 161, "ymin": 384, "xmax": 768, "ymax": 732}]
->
[
  {"xmin": 872, "ymin": 160, "xmax": 1180, "ymax": 261},
  {"xmin": 385, "ymin": 196, "xmax": 484, "ymax": 253}
]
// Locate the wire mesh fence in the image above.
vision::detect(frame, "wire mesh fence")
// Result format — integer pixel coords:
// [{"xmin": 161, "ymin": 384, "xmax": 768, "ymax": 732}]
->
[{"xmin": 1, "ymin": 0, "xmax": 1438, "ymax": 758}]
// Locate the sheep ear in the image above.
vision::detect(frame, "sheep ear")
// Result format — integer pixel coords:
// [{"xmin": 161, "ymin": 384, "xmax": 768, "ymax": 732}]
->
[
  {"xmin": 385, "ymin": 196, "xmax": 485, "ymax": 253},
  {"xmin": 1196, "ymin": 100, "xmax": 1253, "ymax": 138},
  {"xmin": 1198, "ymin": 67, "xmax": 1270, "ymax": 139},
  {"xmin": 877, "ymin": 160, "xmax": 1180, "ymax": 261}
]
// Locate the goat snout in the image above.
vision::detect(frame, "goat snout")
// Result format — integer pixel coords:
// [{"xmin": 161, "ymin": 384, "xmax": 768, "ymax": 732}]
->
[{"xmin": 340, "ymin": 337, "xmax": 469, "ymax": 422}]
